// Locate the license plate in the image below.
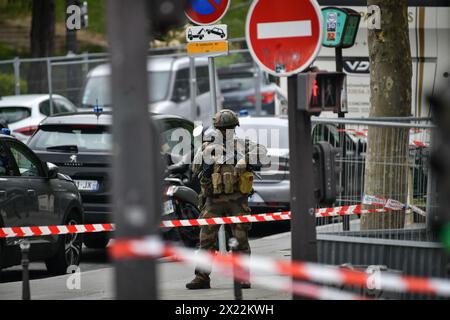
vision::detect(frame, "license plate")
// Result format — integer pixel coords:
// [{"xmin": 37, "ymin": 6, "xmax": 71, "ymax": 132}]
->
[
  {"xmin": 162, "ymin": 200, "xmax": 174, "ymax": 216},
  {"xmin": 74, "ymin": 180, "xmax": 99, "ymax": 191}
]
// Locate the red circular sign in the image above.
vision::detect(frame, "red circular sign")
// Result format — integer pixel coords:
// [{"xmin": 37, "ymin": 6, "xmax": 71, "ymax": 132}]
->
[
  {"xmin": 185, "ymin": 0, "xmax": 230, "ymax": 26},
  {"xmin": 246, "ymin": 0, "xmax": 323, "ymax": 76}
]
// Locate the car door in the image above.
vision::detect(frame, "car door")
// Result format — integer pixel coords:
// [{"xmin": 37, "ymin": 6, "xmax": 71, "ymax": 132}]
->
[
  {"xmin": 0, "ymin": 139, "xmax": 29, "ymax": 246},
  {"xmin": 3, "ymin": 139, "xmax": 56, "ymax": 230}
]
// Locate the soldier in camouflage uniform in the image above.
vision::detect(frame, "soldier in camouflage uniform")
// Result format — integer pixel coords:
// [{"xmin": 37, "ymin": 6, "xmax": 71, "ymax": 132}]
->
[{"xmin": 186, "ymin": 109, "xmax": 268, "ymax": 290}]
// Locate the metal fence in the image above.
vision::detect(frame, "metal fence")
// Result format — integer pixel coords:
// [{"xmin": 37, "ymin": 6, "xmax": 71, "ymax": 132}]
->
[
  {"xmin": 312, "ymin": 117, "xmax": 434, "ymax": 234},
  {"xmin": 310, "ymin": 117, "xmax": 449, "ymax": 299}
]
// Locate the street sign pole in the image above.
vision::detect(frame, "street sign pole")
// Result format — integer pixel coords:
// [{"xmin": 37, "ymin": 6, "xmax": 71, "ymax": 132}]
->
[
  {"xmin": 189, "ymin": 57, "xmax": 197, "ymax": 121},
  {"xmin": 208, "ymin": 57, "xmax": 218, "ymax": 114},
  {"xmin": 254, "ymin": 61, "xmax": 262, "ymax": 116},
  {"xmin": 108, "ymin": 0, "xmax": 161, "ymax": 299},
  {"xmin": 335, "ymin": 46, "xmax": 349, "ymax": 230},
  {"xmin": 287, "ymin": 75, "xmax": 318, "ymax": 300}
]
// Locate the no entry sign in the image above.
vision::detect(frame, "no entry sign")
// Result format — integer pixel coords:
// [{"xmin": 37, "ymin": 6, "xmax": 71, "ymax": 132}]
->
[
  {"xmin": 245, "ymin": 0, "xmax": 323, "ymax": 77},
  {"xmin": 185, "ymin": 0, "xmax": 230, "ymax": 25}
]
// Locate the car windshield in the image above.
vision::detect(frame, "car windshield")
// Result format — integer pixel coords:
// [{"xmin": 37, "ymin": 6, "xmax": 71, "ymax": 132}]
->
[
  {"xmin": 218, "ymin": 71, "xmax": 268, "ymax": 92},
  {"xmin": 81, "ymin": 71, "xmax": 171, "ymax": 108},
  {"xmin": 0, "ymin": 106, "xmax": 31, "ymax": 124},
  {"xmin": 236, "ymin": 122, "xmax": 289, "ymax": 149},
  {"xmin": 28, "ymin": 125, "xmax": 112, "ymax": 152}
]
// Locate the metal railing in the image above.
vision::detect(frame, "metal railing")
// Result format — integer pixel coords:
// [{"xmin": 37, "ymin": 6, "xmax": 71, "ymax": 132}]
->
[{"xmin": 312, "ymin": 117, "xmax": 434, "ymax": 235}]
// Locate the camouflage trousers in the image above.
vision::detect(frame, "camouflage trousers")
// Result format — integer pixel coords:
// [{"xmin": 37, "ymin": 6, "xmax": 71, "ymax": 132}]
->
[{"xmin": 195, "ymin": 196, "xmax": 251, "ymax": 279}]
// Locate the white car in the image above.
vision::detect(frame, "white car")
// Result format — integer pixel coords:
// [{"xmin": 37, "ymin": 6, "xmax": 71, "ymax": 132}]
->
[{"xmin": 0, "ymin": 94, "xmax": 77, "ymax": 142}]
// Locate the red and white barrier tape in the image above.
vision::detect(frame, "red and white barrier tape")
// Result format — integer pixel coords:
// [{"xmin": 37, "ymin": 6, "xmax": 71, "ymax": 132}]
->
[
  {"xmin": 363, "ymin": 194, "xmax": 427, "ymax": 217},
  {"xmin": 111, "ymin": 236, "xmax": 366, "ymax": 300},
  {"xmin": 0, "ymin": 205, "xmax": 390, "ymax": 238},
  {"xmin": 314, "ymin": 205, "xmax": 388, "ymax": 217},
  {"xmin": 180, "ymin": 248, "xmax": 367, "ymax": 300},
  {"xmin": 0, "ymin": 223, "xmax": 114, "ymax": 238},
  {"xmin": 110, "ymin": 236, "xmax": 450, "ymax": 298}
]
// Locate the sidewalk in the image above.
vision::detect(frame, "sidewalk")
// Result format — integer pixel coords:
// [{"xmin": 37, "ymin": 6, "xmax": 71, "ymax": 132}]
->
[{"xmin": 0, "ymin": 232, "xmax": 292, "ymax": 300}]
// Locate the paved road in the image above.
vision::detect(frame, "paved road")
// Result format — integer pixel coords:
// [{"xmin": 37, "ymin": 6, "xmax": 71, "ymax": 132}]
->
[
  {"xmin": 0, "ymin": 221, "xmax": 290, "ymax": 284},
  {"xmin": 0, "ymin": 246, "xmax": 111, "ymax": 284},
  {"xmin": 0, "ymin": 232, "xmax": 292, "ymax": 300}
]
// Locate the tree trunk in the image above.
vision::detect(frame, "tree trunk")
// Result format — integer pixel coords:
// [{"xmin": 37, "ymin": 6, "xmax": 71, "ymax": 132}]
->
[
  {"xmin": 28, "ymin": 0, "xmax": 55, "ymax": 93},
  {"xmin": 361, "ymin": 0, "xmax": 412, "ymax": 230}
]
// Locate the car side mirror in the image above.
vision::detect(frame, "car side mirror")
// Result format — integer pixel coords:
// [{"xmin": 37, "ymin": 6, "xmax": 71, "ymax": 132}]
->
[{"xmin": 47, "ymin": 162, "xmax": 59, "ymax": 179}]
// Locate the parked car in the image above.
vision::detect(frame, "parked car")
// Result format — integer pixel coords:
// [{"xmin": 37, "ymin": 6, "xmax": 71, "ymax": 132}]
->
[
  {"xmin": 217, "ymin": 63, "xmax": 287, "ymax": 116},
  {"xmin": 0, "ymin": 94, "xmax": 78, "ymax": 143},
  {"xmin": 80, "ymin": 56, "xmax": 222, "ymax": 126},
  {"xmin": 234, "ymin": 116, "xmax": 290, "ymax": 214},
  {"xmin": 27, "ymin": 110, "xmax": 197, "ymax": 248},
  {"xmin": 0, "ymin": 133, "xmax": 83, "ymax": 274}
]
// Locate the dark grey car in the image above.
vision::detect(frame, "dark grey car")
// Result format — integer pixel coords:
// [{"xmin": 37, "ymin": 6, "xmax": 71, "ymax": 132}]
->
[
  {"xmin": 0, "ymin": 134, "xmax": 83, "ymax": 274},
  {"xmin": 217, "ymin": 63, "xmax": 286, "ymax": 116}
]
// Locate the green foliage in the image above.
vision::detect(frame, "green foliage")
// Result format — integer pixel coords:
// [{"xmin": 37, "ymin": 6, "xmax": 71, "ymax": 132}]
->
[
  {"xmin": 0, "ymin": 72, "xmax": 27, "ymax": 96},
  {"xmin": 0, "ymin": 42, "xmax": 19, "ymax": 59},
  {"xmin": 0, "ymin": 0, "xmax": 32, "ymax": 17},
  {"xmin": 221, "ymin": 0, "xmax": 250, "ymax": 39}
]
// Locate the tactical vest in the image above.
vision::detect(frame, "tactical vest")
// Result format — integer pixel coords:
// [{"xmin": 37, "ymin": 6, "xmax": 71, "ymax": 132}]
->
[{"xmin": 211, "ymin": 162, "xmax": 253, "ymax": 196}]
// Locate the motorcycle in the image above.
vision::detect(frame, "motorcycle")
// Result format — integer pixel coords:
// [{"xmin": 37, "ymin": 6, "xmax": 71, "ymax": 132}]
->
[{"xmin": 161, "ymin": 156, "xmax": 201, "ymax": 248}]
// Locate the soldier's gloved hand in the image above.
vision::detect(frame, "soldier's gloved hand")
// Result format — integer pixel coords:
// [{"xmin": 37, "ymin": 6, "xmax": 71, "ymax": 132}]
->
[{"xmin": 203, "ymin": 163, "xmax": 214, "ymax": 178}]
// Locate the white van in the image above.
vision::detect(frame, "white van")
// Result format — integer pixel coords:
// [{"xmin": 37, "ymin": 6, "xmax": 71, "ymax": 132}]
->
[
  {"xmin": 81, "ymin": 56, "xmax": 221, "ymax": 126},
  {"xmin": 292, "ymin": 0, "xmax": 450, "ymax": 118}
]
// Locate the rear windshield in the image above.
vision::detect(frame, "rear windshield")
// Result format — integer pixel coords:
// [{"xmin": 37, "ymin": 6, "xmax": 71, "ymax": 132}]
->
[
  {"xmin": 0, "ymin": 107, "xmax": 31, "ymax": 124},
  {"xmin": 218, "ymin": 71, "xmax": 268, "ymax": 92},
  {"xmin": 28, "ymin": 125, "xmax": 111, "ymax": 152}
]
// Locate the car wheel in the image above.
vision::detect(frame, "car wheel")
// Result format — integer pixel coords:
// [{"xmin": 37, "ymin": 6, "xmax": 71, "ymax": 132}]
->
[
  {"xmin": 83, "ymin": 233, "xmax": 109, "ymax": 249},
  {"xmin": 45, "ymin": 211, "xmax": 82, "ymax": 275}
]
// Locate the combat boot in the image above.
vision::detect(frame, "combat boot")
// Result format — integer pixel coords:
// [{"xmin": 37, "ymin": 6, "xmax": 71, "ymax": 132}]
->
[{"xmin": 186, "ymin": 274, "xmax": 211, "ymax": 290}]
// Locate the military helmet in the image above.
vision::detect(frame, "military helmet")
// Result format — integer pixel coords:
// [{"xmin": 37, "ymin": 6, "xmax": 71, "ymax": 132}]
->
[{"xmin": 213, "ymin": 109, "xmax": 239, "ymax": 129}]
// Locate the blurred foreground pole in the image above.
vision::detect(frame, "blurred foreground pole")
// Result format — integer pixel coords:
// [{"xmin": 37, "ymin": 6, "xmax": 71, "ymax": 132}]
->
[
  {"xmin": 287, "ymin": 75, "xmax": 317, "ymax": 300},
  {"xmin": 20, "ymin": 240, "xmax": 31, "ymax": 300},
  {"xmin": 107, "ymin": 0, "xmax": 162, "ymax": 299}
]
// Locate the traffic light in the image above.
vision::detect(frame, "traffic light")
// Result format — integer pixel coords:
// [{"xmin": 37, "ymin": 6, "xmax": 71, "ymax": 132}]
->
[
  {"xmin": 296, "ymin": 72, "xmax": 347, "ymax": 114},
  {"xmin": 149, "ymin": 0, "xmax": 187, "ymax": 37},
  {"xmin": 313, "ymin": 142, "xmax": 342, "ymax": 205}
]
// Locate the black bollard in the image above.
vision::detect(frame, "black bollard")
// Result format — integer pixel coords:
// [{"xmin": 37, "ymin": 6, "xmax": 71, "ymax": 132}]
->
[
  {"xmin": 228, "ymin": 237, "xmax": 242, "ymax": 300},
  {"xmin": 20, "ymin": 239, "xmax": 30, "ymax": 300}
]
